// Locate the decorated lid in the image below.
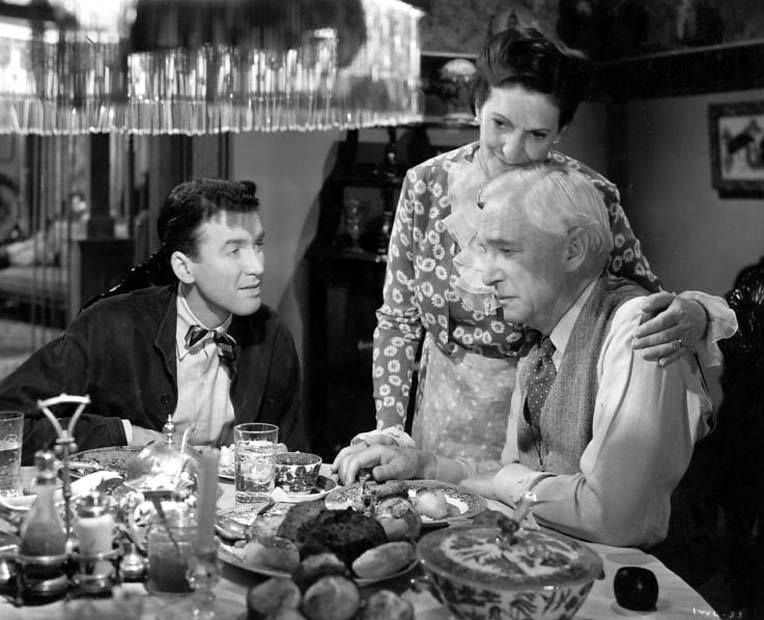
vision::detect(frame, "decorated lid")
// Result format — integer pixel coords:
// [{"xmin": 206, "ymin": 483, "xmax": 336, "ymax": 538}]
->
[{"xmin": 417, "ymin": 526, "xmax": 603, "ymax": 590}]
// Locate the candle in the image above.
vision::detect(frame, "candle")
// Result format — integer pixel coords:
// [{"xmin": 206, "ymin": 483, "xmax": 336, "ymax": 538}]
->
[{"xmin": 195, "ymin": 446, "xmax": 219, "ymax": 554}]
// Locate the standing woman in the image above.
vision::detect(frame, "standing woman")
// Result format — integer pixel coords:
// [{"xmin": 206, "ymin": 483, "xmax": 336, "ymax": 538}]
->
[{"xmin": 334, "ymin": 27, "xmax": 736, "ymax": 482}]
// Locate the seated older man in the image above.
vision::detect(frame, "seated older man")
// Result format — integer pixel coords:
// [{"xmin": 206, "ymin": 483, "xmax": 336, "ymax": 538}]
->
[{"xmin": 337, "ymin": 164, "xmax": 719, "ymax": 548}]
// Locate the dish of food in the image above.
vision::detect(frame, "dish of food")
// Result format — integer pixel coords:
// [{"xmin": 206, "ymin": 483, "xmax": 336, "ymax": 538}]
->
[
  {"xmin": 0, "ymin": 471, "xmax": 122, "ymax": 512},
  {"xmin": 324, "ymin": 479, "xmax": 487, "ymax": 526},
  {"xmin": 69, "ymin": 445, "xmax": 200, "ymax": 477},
  {"xmin": 68, "ymin": 446, "xmax": 144, "ymax": 478},
  {"xmin": 416, "ymin": 525, "xmax": 603, "ymax": 620},
  {"xmin": 219, "ymin": 542, "xmax": 418, "ymax": 587},
  {"xmin": 216, "ymin": 501, "xmax": 419, "ymax": 587}
]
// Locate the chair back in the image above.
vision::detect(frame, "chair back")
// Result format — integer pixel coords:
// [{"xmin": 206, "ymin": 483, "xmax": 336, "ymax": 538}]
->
[
  {"xmin": 80, "ymin": 251, "xmax": 175, "ymax": 311},
  {"xmin": 720, "ymin": 256, "xmax": 764, "ymax": 391}
]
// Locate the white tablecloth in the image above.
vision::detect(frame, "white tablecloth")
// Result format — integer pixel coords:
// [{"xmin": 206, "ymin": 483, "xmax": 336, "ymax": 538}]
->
[{"xmin": 0, "ymin": 476, "xmax": 719, "ymax": 619}]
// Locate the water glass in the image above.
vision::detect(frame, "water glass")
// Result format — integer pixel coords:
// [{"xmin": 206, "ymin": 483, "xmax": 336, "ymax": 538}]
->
[
  {"xmin": 0, "ymin": 411, "xmax": 23, "ymax": 497},
  {"xmin": 234, "ymin": 423, "xmax": 279, "ymax": 505}
]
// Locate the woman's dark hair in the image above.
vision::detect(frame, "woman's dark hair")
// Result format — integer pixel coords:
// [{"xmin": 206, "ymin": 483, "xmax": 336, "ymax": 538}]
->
[
  {"xmin": 471, "ymin": 27, "xmax": 591, "ymax": 129},
  {"xmin": 158, "ymin": 178, "xmax": 260, "ymax": 259}
]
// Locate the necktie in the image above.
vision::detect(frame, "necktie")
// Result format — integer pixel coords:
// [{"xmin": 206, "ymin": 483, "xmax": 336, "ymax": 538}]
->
[
  {"xmin": 185, "ymin": 324, "xmax": 238, "ymax": 373},
  {"xmin": 524, "ymin": 336, "xmax": 557, "ymax": 432}
]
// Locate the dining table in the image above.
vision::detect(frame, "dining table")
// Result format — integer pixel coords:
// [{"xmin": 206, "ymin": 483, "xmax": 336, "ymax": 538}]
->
[{"xmin": 0, "ymin": 466, "xmax": 719, "ymax": 620}]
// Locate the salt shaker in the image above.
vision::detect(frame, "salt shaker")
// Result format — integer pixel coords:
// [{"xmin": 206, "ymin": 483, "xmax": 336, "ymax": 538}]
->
[{"xmin": 73, "ymin": 491, "xmax": 116, "ymax": 593}]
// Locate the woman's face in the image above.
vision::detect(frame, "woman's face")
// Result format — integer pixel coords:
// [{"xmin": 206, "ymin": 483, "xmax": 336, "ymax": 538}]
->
[{"xmin": 477, "ymin": 85, "xmax": 562, "ymax": 179}]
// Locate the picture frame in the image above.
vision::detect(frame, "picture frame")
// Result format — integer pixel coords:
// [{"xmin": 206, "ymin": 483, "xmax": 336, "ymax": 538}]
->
[
  {"xmin": 708, "ymin": 101, "xmax": 764, "ymax": 198},
  {"xmin": 420, "ymin": 51, "xmax": 480, "ymax": 126}
]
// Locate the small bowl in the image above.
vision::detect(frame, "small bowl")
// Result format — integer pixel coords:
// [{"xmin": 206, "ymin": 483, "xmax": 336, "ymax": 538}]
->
[{"xmin": 273, "ymin": 452, "xmax": 322, "ymax": 494}]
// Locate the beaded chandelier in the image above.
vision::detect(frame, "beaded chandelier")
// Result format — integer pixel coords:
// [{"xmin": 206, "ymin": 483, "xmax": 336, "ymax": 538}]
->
[{"xmin": 0, "ymin": 0, "xmax": 424, "ymax": 134}]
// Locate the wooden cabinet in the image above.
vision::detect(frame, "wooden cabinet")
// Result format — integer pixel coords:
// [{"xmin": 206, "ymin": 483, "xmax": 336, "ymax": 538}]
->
[{"xmin": 306, "ymin": 124, "xmax": 474, "ymax": 459}]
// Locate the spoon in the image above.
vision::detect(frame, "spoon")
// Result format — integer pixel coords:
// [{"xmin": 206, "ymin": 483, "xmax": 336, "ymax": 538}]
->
[{"xmin": 215, "ymin": 499, "xmax": 274, "ymax": 541}]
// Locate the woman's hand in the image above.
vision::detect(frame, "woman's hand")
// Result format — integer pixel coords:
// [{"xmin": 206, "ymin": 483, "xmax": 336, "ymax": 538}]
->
[
  {"xmin": 332, "ymin": 433, "xmax": 398, "ymax": 478},
  {"xmin": 631, "ymin": 292, "xmax": 708, "ymax": 366},
  {"xmin": 335, "ymin": 445, "xmax": 434, "ymax": 486}
]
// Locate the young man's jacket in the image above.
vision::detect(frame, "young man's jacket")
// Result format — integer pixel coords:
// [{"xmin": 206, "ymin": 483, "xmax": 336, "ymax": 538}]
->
[{"xmin": 0, "ymin": 285, "xmax": 307, "ymax": 464}]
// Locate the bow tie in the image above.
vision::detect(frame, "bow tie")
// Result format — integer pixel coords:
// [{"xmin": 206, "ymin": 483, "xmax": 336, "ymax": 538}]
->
[{"xmin": 185, "ymin": 324, "xmax": 238, "ymax": 372}]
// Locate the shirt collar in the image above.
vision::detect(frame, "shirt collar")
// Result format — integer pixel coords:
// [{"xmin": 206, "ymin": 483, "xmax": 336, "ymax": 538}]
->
[
  {"xmin": 548, "ymin": 278, "xmax": 599, "ymax": 369},
  {"xmin": 176, "ymin": 285, "xmax": 232, "ymax": 360}
]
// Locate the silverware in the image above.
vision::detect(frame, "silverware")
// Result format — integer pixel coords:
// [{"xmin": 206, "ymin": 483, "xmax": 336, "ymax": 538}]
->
[{"xmin": 215, "ymin": 499, "xmax": 274, "ymax": 541}]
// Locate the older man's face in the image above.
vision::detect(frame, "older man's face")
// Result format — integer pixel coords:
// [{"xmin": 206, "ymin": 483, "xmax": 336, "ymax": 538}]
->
[{"xmin": 479, "ymin": 197, "xmax": 567, "ymax": 332}]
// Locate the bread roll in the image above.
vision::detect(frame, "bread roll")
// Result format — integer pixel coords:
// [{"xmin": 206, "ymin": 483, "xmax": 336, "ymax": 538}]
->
[
  {"xmin": 246, "ymin": 577, "xmax": 301, "ymax": 620},
  {"xmin": 360, "ymin": 590, "xmax": 415, "ymax": 620},
  {"xmin": 292, "ymin": 552, "xmax": 348, "ymax": 592},
  {"xmin": 301, "ymin": 575, "xmax": 360, "ymax": 620},
  {"xmin": 351, "ymin": 541, "xmax": 416, "ymax": 580},
  {"xmin": 414, "ymin": 488, "xmax": 449, "ymax": 519},
  {"xmin": 268, "ymin": 610, "xmax": 307, "ymax": 620},
  {"xmin": 242, "ymin": 536, "xmax": 300, "ymax": 573}
]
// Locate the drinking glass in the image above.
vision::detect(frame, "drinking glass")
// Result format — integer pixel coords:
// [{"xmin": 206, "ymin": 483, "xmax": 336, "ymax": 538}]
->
[
  {"xmin": 0, "ymin": 411, "xmax": 23, "ymax": 497},
  {"xmin": 234, "ymin": 423, "xmax": 279, "ymax": 505}
]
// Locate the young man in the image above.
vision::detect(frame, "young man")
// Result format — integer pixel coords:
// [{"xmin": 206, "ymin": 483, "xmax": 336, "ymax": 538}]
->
[
  {"xmin": 337, "ymin": 165, "xmax": 731, "ymax": 548},
  {"xmin": 0, "ymin": 178, "xmax": 307, "ymax": 464}
]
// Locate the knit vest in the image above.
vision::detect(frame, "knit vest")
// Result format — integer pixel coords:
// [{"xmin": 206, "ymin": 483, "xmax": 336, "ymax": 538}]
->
[{"xmin": 517, "ymin": 276, "xmax": 647, "ymax": 473}]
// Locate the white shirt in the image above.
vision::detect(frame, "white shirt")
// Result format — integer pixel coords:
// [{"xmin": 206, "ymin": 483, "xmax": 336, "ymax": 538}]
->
[
  {"xmin": 171, "ymin": 288, "xmax": 236, "ymax": 445},
  {"xmin": 494, "ymin": 280, "xmax": 714, "ymax": 548}
]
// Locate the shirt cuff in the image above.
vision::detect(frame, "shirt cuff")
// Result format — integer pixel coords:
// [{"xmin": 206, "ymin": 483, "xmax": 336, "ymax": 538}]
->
[
  {"xmin": 121, "ymin": 419, "xmax": 133, "ymax": 445},
  {"xmin": 493, "ymin": 463, "xmax": 555, "ymax": 506},
  {"xmin": 677, "ymin": 290, "xmax": 739, "ymax": 367}
]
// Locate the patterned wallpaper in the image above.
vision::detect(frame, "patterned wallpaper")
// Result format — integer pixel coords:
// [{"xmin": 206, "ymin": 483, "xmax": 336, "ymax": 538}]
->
[{"xmin": 417, "ymin": 0, "xmax": 764, "ymax": 59}]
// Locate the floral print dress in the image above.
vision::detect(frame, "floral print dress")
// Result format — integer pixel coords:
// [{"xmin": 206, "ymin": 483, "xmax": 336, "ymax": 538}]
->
[{"xmin": 372, "ymin": 141, "xmax": 660, "ymax": 473}]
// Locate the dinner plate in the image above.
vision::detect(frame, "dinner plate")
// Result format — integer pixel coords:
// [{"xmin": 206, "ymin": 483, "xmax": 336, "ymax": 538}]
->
[
  {"xmin": 215, "ymin": 475, "xmax": 338, "ymax": 501},
  {"xmin": 68, "ymin": 446, "xmax": 144, "ymax": 478},
  {"xmin": 217, "ymin": 541, "xmax": 419, "ymax": 587},
  {"xmin": 69, "ymin": 445, "xmax": 202, "ymax": 479},
  {"xmin": 324, "ymin": 479, "xmax": 487, "ymax": 527},
  {"xmin": 0, "ymin": 471, "xmax": 122, "ymax": 512}
]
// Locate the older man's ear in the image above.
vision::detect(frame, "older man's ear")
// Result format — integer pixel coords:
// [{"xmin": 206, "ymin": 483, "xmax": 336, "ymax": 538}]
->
[{"xmin": 562, "ymin": 226, "xmax": 588, "ymax": 272}]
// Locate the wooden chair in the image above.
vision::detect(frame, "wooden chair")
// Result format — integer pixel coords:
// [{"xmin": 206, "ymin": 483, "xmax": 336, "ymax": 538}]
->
[
  {"xmin": 79, "ymin": 251, "xmax": 175, "ymax": 311},
  {"xmin": 715, "ymin": 256, "xmax": 764, "ymax": 616}
]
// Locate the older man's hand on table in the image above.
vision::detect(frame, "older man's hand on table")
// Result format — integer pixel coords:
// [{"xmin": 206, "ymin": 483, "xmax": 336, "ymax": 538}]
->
[{"xmin": 335, "ymin": 444, "xmax": 437, "ymax": 485}]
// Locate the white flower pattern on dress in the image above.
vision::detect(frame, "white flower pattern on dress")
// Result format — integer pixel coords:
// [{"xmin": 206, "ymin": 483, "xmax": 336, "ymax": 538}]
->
[{"xmin": 372, "ymin": 142, "xmax": 661, "ymax": 430}]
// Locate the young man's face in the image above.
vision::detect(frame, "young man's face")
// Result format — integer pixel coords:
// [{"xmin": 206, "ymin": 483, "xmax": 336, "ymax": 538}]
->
[
  {"xmin": 182, "ymin": 210, "xmax": 265, "ymax": 326},
  {"xmin": 478, "ymin": 196, "xmax": 567, "ymax": 334}
]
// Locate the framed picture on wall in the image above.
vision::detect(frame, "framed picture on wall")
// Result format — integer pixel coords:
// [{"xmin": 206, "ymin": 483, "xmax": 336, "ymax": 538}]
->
[{"xmin": 708, "ymin": 101, "xmax": 764, "ymax": 198}]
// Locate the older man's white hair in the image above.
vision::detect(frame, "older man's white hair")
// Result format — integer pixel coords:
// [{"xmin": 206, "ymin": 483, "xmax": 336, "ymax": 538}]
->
[{"xmin": 481, "ymin": 164, "xmax": 614, "ymax": 264}]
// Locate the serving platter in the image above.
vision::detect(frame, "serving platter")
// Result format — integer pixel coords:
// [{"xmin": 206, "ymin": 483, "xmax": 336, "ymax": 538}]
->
[
  {"xmin": 68, "ymin": 446, "xmax": 145, "ymax": 478},
  {"xmin": 324, "ymin": 479, "xmax": 487, "ymax": 526},
  {"xmin": 217, "ymin": 540, "xmax": 419, "ymax": 587},
  {"xmin": 69, "ymin": 445, "xmax": 201, "ymax": 478}
]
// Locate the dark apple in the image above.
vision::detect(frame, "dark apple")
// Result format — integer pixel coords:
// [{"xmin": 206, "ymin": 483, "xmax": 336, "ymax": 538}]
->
[{"xmin": 613, "ymin": 566, "xmax": 659, "ymax": 611}]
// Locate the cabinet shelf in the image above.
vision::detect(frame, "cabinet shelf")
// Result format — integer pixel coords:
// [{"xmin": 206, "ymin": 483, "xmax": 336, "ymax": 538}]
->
[{"xmin": 593, "ymin": 39, "xmax": 764, "ymax": 101}]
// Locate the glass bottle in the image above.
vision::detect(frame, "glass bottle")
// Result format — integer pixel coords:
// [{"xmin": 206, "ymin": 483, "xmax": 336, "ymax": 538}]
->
[
  {"xmin": 145, "ymin": 503, "xmax": 196, "ymax": 595},
  {"xmin": 18, "ymin": 451, "xmax": 68, "ymax": 597}
]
